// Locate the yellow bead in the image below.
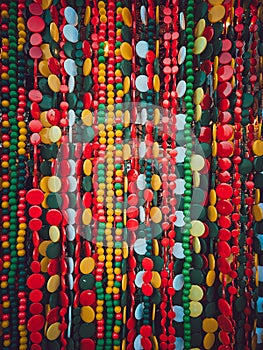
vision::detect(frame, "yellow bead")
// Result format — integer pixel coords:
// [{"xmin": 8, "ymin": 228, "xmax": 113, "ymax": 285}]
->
[
  {"xmin": 206, "ymin": 270, "xmax": 216, "ymax": 287},
  {"xmin": 18, "ymin": 38, "xmax": 26, "ymax": 45},
  {"xmin": 115, "ymin": 69, "xmax": 122, "ymax": 77},
  {"xmin": 122, "ymin": 7, "xmax": 132, "ymax": 27},
  {"xmin": 116, "ymin": 150, "xmax": 123, "ymax": 157},
  {"xmin": 2, "ymin": 100, "xmax": 10, "ymax": 107},
  {"xmin": 105, "ymin": 261, "xmax": 112, "ymax": 268},
  {"xmin": 20, "ymin": 346, "xmax": 27, "ymax": 350},
  {"xmin": 83, "ymin": 58, "xmax": 92, "ymax": 76},
  {"xmin": 3, "ymin": 141, "xmax": 10, "ymax": 148},
  {"xmin": 115, "ymin": 209, "xmax": 122, "ymax": 215},
  {"xmin": 98, "ymin": 1, "xmax": 105, "ymax": 8},
  {"xmin": 3, "ymin": 341, "xmax": 11, "ymax": 347},
  {"xmin": 108, "ymin": 216, "xmax": 114, "ymax": 223},
  {"xmin": 98, "ymin": 76, "xmax": 105, "ymax": 83},
  {"xmin": 117, "ymin": 90, "xmax": 124, "ymax": 98},
  {"xmin": 1, "ymin": 52, "xmax": 8, "ymax": 59},
  {"xmin": 3, "ymin": 261, "xmax": 10, "ymax": 268},
  {"xmin": 16, "ymin": 237, "xmax": 25, "ymax": 246},
  {"xmin": 1, "ymin": 282, "xmax": 8, "ymax": 289},
  {"xmin": 107, "ymin": 210, "xmax": 114, "ymax": 216},
  {"xmin": 114, "ymin": 325, "xmax": 121, "ymax": 334},
  {"xmin": 100, "ymin": 15, "xmax": 107, "ymax": 22},
  {"xmin": 114, "ymin": 306, "xmax": 121, "ymax": 314},
  {"xmin": 116, "ymin": 128, "xmax": 124, "ymax": 137},
  {"xmin": 107, "ymin": 84, "xmax": 114, "ymax": 91},
  {"xmin": 106, "ymin": 253, "xmax": 113, "ymax": 261},
  {"xmin": 107, "ymin": 92, "xmax": 114, "ymax": 99},
  {"xmin": 16, "ymin": 21, "xmax": 26, "ymax": 31},
  {"xmin": 18, "ymin": 230, "xmax": 26, "ymax": 236},
  {"xmin": 1, "ymin": 75, "xmax": 9, "ymax": 81},
  {"xmin": 96, "ymin": 313, "xmax": 103, "ymax": 321},
  {"xmin": 115, "ymin": 110, "xmax": 122, "ymax": 118},
  {"xmin": 18, "ymin": 250, "xmax": 25, "ymax": 257},
  {"xmin": 97, "ymin": 248, "xmax": 104, "ymax": 256},
  {"xmin": 99, "ymin": 137, "xmax": 106, "ymax": 144},
  {"xmin": 2, "ymin": 121, "xmax": 10, "ymax": 128},
  {"xmin": 113, "ymin": 287, "xmax": 119, "ymax": 294},
  {"xmin": 20, "ymin": 223, "xmax": 27, "ymax": 230},
  {"xmin": 3, "ymin": 301, "xmax": 10, "ymax": 308},
  {"xmin": 19, "ymin": 337, "xmax": 27, "ymax": 344},
  {"xmin": 108, "ymin": 274, "xmax": 114, "ymax": 281},
  {"xmin": 97, "ymin": 196, "xmax": 103, "ymax": 203},
  {"xmin": 18, "ymin": 141, "xmax": 26, "ymax": 148},
  {"xmin": 19, "ymin": 30, "xmax": 26, "ymax": 39},
  {"xmin": 153, "ymin": 75, "xmax": 160, "ymax": 92},
  {"xmin": 106, "ymin": 287, "xmax": 112, "ymax": 294},
  {"xmin": 115, "ymin": 268, "xmax": 121, "ymax": 275},
  {"xmin": 115, "ymin": 248, "xmax": 122, "ymax": 256},
  {"xmin": 2, "ymin": 161, "xmax": 9, "ymax": 168},
  {"xmin": 96, "ymin": 306, "xmax": 103, "ymax": 313},
  {"xmin": 1, "ymin": 10, "xmax": 9, "ymax": 17},
  {"xmin": 18, "ymin": 149, "xmax": 26, "ymax": 155},
  {"xmin": 98, "ymin": 255, "xmax": 105, "ymax": 261},
  {"xmin": 20, "ymin": 127, "xmax": 27, "ymax": 135},
  {"xmin": 19, "ymin": 135, "xmax": 26, "ymax": 141},
  {"xmin": 80, "ymin": 306, "xmax": 95, "ymax": 323}
]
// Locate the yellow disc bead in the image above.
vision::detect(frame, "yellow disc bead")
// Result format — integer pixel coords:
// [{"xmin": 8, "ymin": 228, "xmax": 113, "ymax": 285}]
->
[
  {"xmin": 19, "ymin": 337, "xmax": 27, "ymax": 344},
  {"xmin": 2, "ymin": 201, "xmax": 9, "ymax": 208},
  {"xmin": 18, "ymin": 250, "xmax": 26, "ymax": 257},
  {"xmin": 3, "ymin": 301, "xmax": 10, "ymax": 308},
  {"xmin": 3, "ymin": 261, "xmax": 10, "ymax": 269},
  {"xmin": 2, "ymin": 121, "xmax": 10, "ymax": 128},
  {"xmin": 16, "ymin": 243, "xmax": 24, "ymax": 250},
  {"xmin": 96, "ymin": 313, "xmax": 103, "ymax": 321},
  {"xmin": 2, "ymin": 161, "xmax": 9, "ymax": 168},
  {"xmin": 2, "ymin": 100, "xmax": 10, "ymax": 107}
]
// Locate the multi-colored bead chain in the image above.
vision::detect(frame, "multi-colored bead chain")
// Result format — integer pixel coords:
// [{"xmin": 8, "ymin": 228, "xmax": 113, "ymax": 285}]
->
[{"xmin": 1, "ymin": 1, "xmax": 263, "ymax": 349}]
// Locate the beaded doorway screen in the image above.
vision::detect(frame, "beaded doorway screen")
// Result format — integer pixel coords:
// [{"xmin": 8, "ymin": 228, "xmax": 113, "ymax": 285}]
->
[{"xmin": 1, "ymin": 0, "xmax": 263, "ymax": 349}]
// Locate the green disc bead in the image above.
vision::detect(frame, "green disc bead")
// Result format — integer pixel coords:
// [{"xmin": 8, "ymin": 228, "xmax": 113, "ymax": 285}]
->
[
  {"xmin": 186, "ymin": 103, "xmax": 193, "ymax": 110},
  {"xmin": 182, "ymin": 269, "xmax": 189, "ymax": 276},
  {"xmin": 185, "ymin": 176, "xmax": 192, "ymax": 183},
  {"xmin": 184, "ymin": 95, "xmax": 192, "ymax": 103},
  {"xmin": 184, "ymin": 323, "xmax": 191, "ymax": 331},
  {"xmin": 184, "ymin": 309, "xmax": 190, "ymax": 316},
  {"xmin": 185, "ymin": 256, "xmax": 192, "ymax": 263},
  {"xmin": 186, "ymin": 6, "xmax": 194, "ymax": 14}
]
